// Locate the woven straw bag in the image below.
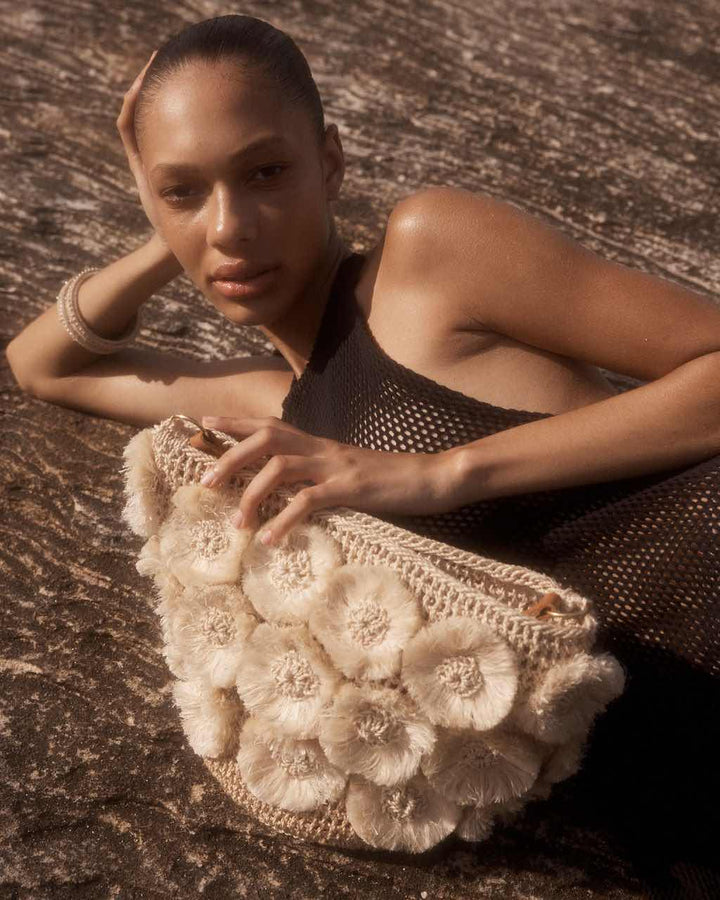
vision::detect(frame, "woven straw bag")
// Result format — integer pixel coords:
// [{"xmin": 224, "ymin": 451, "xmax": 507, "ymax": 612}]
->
[{"xmin": 120, "ymin": 413, "xmax": 626, "ymax": 853}]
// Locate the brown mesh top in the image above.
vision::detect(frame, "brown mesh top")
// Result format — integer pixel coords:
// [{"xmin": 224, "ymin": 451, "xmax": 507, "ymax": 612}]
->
[{"xmin": 281, "ymin": 250, "xmax": 720, "ymax": 895}]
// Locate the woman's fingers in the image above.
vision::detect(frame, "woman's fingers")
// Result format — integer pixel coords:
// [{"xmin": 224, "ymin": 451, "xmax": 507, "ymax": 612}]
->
[
  {"xmin": 116, "ymin": 50, "xmax": 157, "ymax": 161},
  {"xmin": 197, "ymin": 417, "xmax": 334, "ymax": 540},
  {"xmin": 200, "ymin": 420, "xmax": 322, "ymax": 488},
  {"xmin": 255, "ymin": 484, "xmax": 332, "ymax": 546},
  {"xmin": 194, "ymin": 415, "xmax": 463, "ymax": 546},
  {"xmin": 116, "ymin": 49, "xmax": 162, "ymax": 232},
  {"xmin": 229, "ymin": 454, "xmax": 323, "ymax": 534}
]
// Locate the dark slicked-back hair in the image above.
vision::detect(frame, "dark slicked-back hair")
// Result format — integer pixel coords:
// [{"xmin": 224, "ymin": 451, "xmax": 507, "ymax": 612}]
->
[{"xmin": 134, "ymin": 14, "xmax": 326, "ymax": 153}]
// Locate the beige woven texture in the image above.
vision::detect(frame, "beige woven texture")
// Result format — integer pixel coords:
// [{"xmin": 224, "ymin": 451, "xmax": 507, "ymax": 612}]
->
[{"xmin": 122, "ymin": 414, "xmax": 623, "ymax": 852}]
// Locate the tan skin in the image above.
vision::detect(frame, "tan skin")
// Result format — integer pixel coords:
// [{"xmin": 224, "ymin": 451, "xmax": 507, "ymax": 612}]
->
[
  {"xmin": 127, "ymin": 55, "xmax": 475, "ymax": 544},
  {"xmin": 131, "ymin": 55, "xmax": 349, "ymax": 378},
  {"xmin": 17, "ymin": 52, "xmax": 720, "ymax": 545},
  {"xmin": 130, "ymin": 53, "xmax": 617, "ymax": 414}
]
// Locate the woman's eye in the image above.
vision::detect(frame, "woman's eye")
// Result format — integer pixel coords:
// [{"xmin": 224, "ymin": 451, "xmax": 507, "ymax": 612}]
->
[
  {"xmin": 160, "ymin": 165, "xmax": 287, "ymax": 205},
  {"xmin": 161, "ymin": 186, "xmax": 195, "ymax": 204},
  {"xmin": 253, "ymin": 164, "xmax": 287, "ymax": 182}
]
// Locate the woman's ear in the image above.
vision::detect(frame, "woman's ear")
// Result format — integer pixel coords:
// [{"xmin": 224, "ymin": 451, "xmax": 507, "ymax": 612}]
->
[{"xmin": 322, "ymin": 123, "xmax": 345, "ymax": 201}]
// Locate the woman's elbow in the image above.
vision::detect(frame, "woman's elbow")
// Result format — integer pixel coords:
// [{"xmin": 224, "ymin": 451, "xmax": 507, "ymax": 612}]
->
[{"xmin": 5, "ymin": 340, "xmax": 42, "ymax": 396}]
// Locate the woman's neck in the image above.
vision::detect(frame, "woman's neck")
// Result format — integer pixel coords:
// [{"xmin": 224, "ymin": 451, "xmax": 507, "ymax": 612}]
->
[{"xmin": 259, "ymin": 233, "xmax": 351, "ymax": 380}]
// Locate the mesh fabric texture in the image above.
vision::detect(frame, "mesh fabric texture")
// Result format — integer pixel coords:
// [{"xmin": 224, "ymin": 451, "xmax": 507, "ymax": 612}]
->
[{"xmin": 281, "ymin": 250, "xmax": 720, "ymax": 898}]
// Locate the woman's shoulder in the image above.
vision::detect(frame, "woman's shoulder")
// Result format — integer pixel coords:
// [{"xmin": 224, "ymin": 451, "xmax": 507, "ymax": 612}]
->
[
  {"xmin": 384, "ymin": 185, "xmax": 541, "ymax": 269},
  {"xmin": 353, "ymin": 187, "xmax": 492, "ymax": 331},
  {"xmin": 352, "ymin": 184, "xmax": 548, "ymax": 342},
  {"xmin": 349, "ymin": 190, "xmax": 622, "ymax": 415},
  {"xmin": 349, "ymin": 191, "xmax": 499, "ymax": 370},
  {"xmin": 386, "ymin": 185, "xmax": 503, "ymax": 242},
  {"xmin": 355, "ymin": 187, "xmax": 460, "ymax": 286},
  {"xmin": 367, "ymin": 186, "xmax": 503, "ymax": 296}
]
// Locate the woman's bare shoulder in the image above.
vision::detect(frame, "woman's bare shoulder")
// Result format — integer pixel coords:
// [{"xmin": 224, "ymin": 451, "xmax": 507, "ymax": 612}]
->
[{"xmin": 380, "ymin": 185, "xmax": 720, "ymax": 383}]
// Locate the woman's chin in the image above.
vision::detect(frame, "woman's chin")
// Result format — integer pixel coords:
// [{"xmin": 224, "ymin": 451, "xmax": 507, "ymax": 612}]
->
[{"xmin": 214, "ymin": 295, "xmax": 283, "ymax": 327}]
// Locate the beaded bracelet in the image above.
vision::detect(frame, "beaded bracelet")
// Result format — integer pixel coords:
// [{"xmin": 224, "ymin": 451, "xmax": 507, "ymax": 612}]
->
[{"xmin": 55, "ymin": 267, "xmax": 143, "ymax": 354}]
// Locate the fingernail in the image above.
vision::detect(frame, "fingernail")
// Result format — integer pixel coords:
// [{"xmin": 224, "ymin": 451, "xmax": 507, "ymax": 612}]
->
[
  {"xmin": 259, "ymin": 530, "xmax": 273, "ymax": 546},
  {"xmin": 200, "ymin": 468, "xmax": 216, "ymax": 486},
  {"xmin": 231, "ymin": 510, "xmax": 244, "ymax": 528}
]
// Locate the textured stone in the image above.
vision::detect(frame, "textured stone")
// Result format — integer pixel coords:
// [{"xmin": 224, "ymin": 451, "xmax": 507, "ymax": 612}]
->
[{"xmin": 2, "ymin": 0, "xmax": 719, "ymax": 897}]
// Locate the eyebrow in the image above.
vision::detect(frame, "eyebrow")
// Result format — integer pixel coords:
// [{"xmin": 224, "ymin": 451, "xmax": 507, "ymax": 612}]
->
[{"xmin": 150, "ymin": 135, "xmax": 291, "ymax": 177}]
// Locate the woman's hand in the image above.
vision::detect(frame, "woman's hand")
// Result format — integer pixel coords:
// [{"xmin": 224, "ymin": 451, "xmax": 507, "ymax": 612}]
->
[
  {"xmin": 116, "ymin": 50, "xmax": 168, "ymax": 244},
  {"xmin": 198, "ymin": 416, "xmax": 465, "ymax": 546}
]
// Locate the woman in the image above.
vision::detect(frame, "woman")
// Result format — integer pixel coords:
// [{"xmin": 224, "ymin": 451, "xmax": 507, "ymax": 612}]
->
[{"xmin": 6, "ymin": 14, "xmax": 720, "ymax": 896}]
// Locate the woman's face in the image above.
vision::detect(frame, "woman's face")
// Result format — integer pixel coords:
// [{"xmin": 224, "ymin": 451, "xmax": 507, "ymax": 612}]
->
[{"xmin": 139, "ymin": 60, "xmax": 344, "ymax": 326}]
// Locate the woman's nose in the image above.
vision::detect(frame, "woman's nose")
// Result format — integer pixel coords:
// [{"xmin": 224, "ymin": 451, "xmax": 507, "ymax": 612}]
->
[{"xmin": 207, "ymin": 186, "xmax": 259, "ymax": 246}]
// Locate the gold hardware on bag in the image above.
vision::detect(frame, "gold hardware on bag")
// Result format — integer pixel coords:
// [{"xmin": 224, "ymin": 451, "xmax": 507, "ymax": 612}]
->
[
  {"xmin": 523, "ymin": 591, "xmax": 585, "ymax": 620},
  {"xmin": 170, "ymin": 414, "xmax": 227, "ymax": 459}
]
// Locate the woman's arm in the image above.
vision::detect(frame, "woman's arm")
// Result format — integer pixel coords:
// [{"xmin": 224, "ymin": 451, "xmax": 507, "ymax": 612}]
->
[
  {"xmin": 445, "ymin": 349, "xmax": 720, "ymax": 502},
  {"xmin": 391, "ymin": 187, "xmax": 720, "ymax": 499},
  {"xmin": 5, "ymin": 233, "xmax": 183, "ymax": 393}
]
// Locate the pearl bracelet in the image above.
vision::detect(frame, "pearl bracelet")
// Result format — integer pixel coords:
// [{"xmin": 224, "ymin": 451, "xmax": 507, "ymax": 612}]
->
[{"xmin": 55, "ymin": 267, "xmax": 143, "ymax": 354}]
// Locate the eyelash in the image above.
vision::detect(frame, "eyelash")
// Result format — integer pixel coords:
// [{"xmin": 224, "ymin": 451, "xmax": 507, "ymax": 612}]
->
[{"xmin": 160, "ymin": 164, "xmax": 288, "ymax": 205}]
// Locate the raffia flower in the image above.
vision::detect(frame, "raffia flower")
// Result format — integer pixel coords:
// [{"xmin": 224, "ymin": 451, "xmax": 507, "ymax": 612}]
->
[
  {"xmin": 121, "ymin": 427, "xmax": 167, "ymax": 538},
  {"xmin": 135, "ymin": 533, "xmax": 178, "ymax": 605},
  {"xmin": 420, "ymin": 726, "xmax": 543, "ymax": 805},
  {"xmin": 156, "ymin": 572, "xmax": 186, "ymax": 610},
  {"xmin": 525, "ymin": 738, "xmax": 587, "ymax": 800},
  {"xmin": 163, "ymin": 584, "xmax": 257, "ymax": 688},
  {"xmin": 524, "ymin": 735, "xmax": 588, "ymax": 803},
  {"xmin": 241, "ymin": 523, "xmax": 342, "ymax": 625},
  {"xmin": 157, "ymin": 484, "xmax": 253, "ymax": 588},
  {"xmin": 455, "ymin": 805, "xmax": 496, "ymax": 842},
  {"xmin": 171, "ymin": 675, "xmax": 244, "ymax": 759},
  {"xmin": 345, "ymin": 773, "xmax": 461, "ymax": 853},
  {"xmin": 542, "ymin": 735, "xmax": 586, "ymax": 784},
  {"xmin": 163, "ymin": 636, "xmax": 188, "ymax": 682},
  {"xmin": 455, "ymin": 796, "xmax": 527, "ymax": 842},
  {"xmin": 235, "ymin": 623, "xmax": 341, "ymax": 738},
  {"xmin": 136, "ymin": 533, "xmax": 165, "ymax": 580},
  {"xmin": 151, "ymin": 574, "xmax": 193, "ymax": 680},
  {"xmin": 308, "ymin": 564, "xmax": 422, "ymax": 681},
  {"xmin": 155, "ymin": 590, "xmax": 187, "ymax": 680},
  {"xmin": 318, "ymin": 683, "xmax": 436, "ymax": 786},
  {"xmin": 401, "ymin": 617, "xmax": 519, "ymax": 730},
  {"xmin": 523, "ymin": 778, "xmax": 552, "ymax": 802},
  {"xmin": 513, "ymin": 652, "xmax": 626, "ymax": 744},
  {"xmin": 236, "ymin": 716, "xmax": 347, "ymax": 812}
]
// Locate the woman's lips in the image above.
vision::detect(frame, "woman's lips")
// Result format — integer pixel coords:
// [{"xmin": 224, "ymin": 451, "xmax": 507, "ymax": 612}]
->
[{"xmin": 211, "ymin": 267, "xmax": 278, "ymax": 298}]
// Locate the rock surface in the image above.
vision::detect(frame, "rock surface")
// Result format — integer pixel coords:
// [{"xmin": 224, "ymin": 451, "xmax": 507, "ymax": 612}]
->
[{"xmin": 1, "ymin": 1, "xmax": 719, "ymax": 898}]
